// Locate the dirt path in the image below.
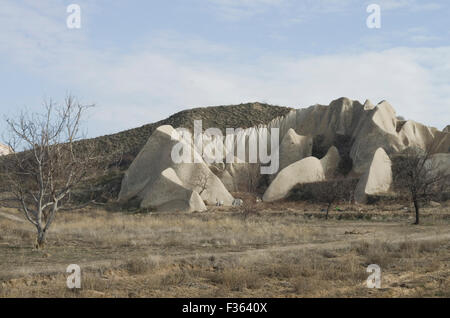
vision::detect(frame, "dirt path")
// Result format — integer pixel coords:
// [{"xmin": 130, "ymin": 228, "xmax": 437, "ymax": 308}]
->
[
  {"xmin": 5, "ymin": 227, "xmax": 450, "ymax": 279},
  {"xmin": 171, "ymin": 229, "xmax": 450, "ymax": 263}
]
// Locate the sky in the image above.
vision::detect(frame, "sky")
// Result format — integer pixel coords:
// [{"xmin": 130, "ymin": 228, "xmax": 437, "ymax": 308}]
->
[{"xmin": 0, "ymin": 0, "xmax": 449, "ymax": 139}]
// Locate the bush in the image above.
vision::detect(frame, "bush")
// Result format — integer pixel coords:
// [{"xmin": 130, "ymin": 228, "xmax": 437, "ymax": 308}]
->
[
  {"xmin": 125, "ymin": 258, "xmax": 158, "ymax": 275},
  {"xmin": 288, "ymin": 178, "xmax": 358, "ymax": 219},
  {"xmin": 289, "ymin": 178, "xmax": 359, "ymax": 204},
  {"xmin": 366, "ymin": 193, "xmax": 399, "ymax": 205},
  {"xmin": 209, "ymin": 267, "xmax": 262, "ymax": 291}
]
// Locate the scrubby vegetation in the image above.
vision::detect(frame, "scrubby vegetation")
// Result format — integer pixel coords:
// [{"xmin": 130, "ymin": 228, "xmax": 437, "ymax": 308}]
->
[
  {"xmin": 288, "ymin": 178, "xmax": 359, "ymax": 218},
  {"xmin": 84, "ymin": 102, "xmax": 292, "ymax": 166},
  {"xmin": 0, "ymin": 204, "xmax": 449, "ymax": 297}
]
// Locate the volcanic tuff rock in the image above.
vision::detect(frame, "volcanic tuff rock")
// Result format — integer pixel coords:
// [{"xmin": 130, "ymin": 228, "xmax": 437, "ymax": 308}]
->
[
  {"xmin": 425, "ymin": 153, "xmax": 450, "ymax": 178},
  {"xmin": 261, "ymin": 146, "xmax": 341, "ymax": 202},
  {"xmin": 278, "ymin": 128, "xmax": 313, "ymax": 170},
  {"xmin": 119, "ymin": 97, "xmax": 449, "ymax": 208},
  {"xmin": 255, "ymin": 97, "xmax": 449, "ymax": 175},
  {"xmin": 320, "ymin": 146, "xmax": 341, "ymax": 178},
  {"xmin": 355, "ymin": 148, "xmax": 393, "ymax": 204},
  {"xmin": 139, "ymin": 168, "xmax": 206, "ymax": 212},
  {"xmin": 262, "ymin": 157, "xmax": 325, "ymax": 202},
  {"xmin": 118, "ymin": 125, "xmax": 233, "ymax": 211},
  {"xmin": 187, "ymin": 97, "xmax": 431, "ymax": 188},
  {"xmin": 211, "ymin": 161, "xmax": 261, "ymax": 192},
  {"xmin": 0, "ymin": 143, "xmax": 12, "ymax": 156}
]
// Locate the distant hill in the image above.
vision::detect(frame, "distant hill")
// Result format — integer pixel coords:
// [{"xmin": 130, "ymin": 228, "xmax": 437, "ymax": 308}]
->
[{"xmin": 88, "ymin": 102, "xmax": 293, "ymax": 161}]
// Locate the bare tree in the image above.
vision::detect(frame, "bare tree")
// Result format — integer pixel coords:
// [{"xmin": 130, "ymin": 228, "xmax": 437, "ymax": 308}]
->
[
  {"xmin": 241, "ymin": 198, "xmax": 258, "ymax": 220},
  {"xmin": 188, "ymin": 169, "xmax": 210, "ymax": 196},
  {"xmin": 290, "ymin": 178, "xmax": 358, "ymax": 219},
  {"xmin": 392, "ymin": 143, "xmax": 449, "ymax": 225},
  {"xmin": 315, "ymin": 178, "xmax": 358, "ymax": 219},
  {"xmin": 316, "ymin": 180, "xmax": 340, "ymax": 219},
  {"xmin": 0, "ymin": 96, "xmax": 100, "ymax": 248},
  {"xmin": 246, "ymin": 163, "xmax": 260, "ymax": 193}
]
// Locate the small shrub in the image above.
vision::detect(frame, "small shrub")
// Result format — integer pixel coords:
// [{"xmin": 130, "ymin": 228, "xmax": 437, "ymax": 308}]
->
[
  {"xmin": 292, "ymin": 277, "xmax": 324, "ymax": 294},
  {"xmin": 321, "ymin": 250, "xmax": 337, "ymax": 259},
  {"xmin": 288, "ymin": 178, "xmax": 359, "ymax": 213},
  {"xmin": 418, "ymin": 241, "xmax": 441, "ymax": 253},
  {"xmin": 242, "ymin": 200, "xmax": 259, "ymax": 219},
  {"xmin": 262, "ymin": 263, "xmax": 300, "ymax": 279},
  {"xmin": 125, "ymin": 258, "xmax": 154, "ymax": 275},
  {"xmin": 161, "ymin": 270, "xmax": 189, "ymax": 286},
  {"xmin": 209, "ymin": 268, "xmax": 262, "ymax": 291},
  {"xmin": 82, "ymin": 273, "xmax": 110, "ymax": 292}
]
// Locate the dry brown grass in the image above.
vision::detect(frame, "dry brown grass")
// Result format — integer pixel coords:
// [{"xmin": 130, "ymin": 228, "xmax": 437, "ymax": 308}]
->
[
  {"xmin": 0, "ymin": 238, "xmax": 448, "ymax": 297},
  {"xmin": 206, "ymin": 267, "xmax": 263, "ymax": 291},
  {"xmin": 0, "ymin": 203, "xmax": 449, "ymax": 297}
]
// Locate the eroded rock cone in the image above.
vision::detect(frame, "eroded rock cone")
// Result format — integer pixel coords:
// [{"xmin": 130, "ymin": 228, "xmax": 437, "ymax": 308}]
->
[
  {"xmin": 355, "ymin": 147, "xmax": 392, "ymax": 204},
  {"xmin": 119, "ymin": 125, "xmax": 233, "ymax": 212}
]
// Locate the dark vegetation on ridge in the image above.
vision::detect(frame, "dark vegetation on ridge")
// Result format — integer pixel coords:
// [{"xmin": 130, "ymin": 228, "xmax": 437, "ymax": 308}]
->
[{"xmin": 90, "ymin": 102, "xmax": 293, "ymax": 162}]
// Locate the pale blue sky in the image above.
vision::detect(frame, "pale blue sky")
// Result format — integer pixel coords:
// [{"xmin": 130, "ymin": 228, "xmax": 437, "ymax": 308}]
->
[{"xmin": 0, "ymin": 0, "xmax": 449, "ymax": 139}]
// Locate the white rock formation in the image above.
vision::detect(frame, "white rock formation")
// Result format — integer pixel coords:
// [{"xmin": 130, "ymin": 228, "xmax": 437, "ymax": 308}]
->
[
  {"xmin": 279, "ymin": 128, "xmax": 312, "ymax": 170},
  {"xmin": 0, "ymin": 143, "xmax": 12, "ymax": 156},
  {"xmin": 397, "ymin": 120, "xmax": 437, "ymax": 150},
  {"xmin": 425, "ymin": 153, "xmax": 450, "ymax": 177},
  {"xmin": 246, "ymin": 97, "xmax": 448, "ymax": 175},
  {"xmin": 432, "ymin": 130, "xmax": 450, "ymax": 154},
  {"xmin": 140, "ymin": 168, "xmax": 206, "ymax": 212},
  {"xmin": 355, "ymin": 148, "xmax": 393, "ymax": 203},
  {"xmin": 320, "ymin": 146, "xmax": 340, "ymax": 178},
  {"xmin": 262, "ymin": 157, "xmax": 325, "ymax": 202},
  {"xmin": 120, "ymin": 97, "xmax": 449, "ymax": 208},
  {"xmin": 119, "ymin": 125, "xmax": 234, "ymax": 211},
  {"xmin": 213, "ymin": 161, "xmax": 261, "ymax": 192}
]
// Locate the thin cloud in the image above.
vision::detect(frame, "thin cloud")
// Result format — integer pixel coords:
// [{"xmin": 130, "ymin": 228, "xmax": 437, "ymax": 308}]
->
[{"xmin": 203, "ymin": 0, "xmax": 285, "ymax": 20}]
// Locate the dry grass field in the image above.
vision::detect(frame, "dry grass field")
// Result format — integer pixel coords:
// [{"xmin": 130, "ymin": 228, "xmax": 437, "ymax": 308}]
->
[{"xmin": 0, "ymin": 200, "xmax": 449, "ymax": 298}]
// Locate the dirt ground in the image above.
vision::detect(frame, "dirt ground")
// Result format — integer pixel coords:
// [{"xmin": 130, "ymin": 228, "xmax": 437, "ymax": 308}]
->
[{"xmin": 0, "ymin": 200, "xmax": 449, "ymax": 298}]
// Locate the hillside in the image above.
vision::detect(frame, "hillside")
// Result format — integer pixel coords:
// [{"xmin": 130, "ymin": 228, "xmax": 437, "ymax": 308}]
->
[{"xmin": 88, "ymin": 102, "xmax": 293, "ymax": 160}]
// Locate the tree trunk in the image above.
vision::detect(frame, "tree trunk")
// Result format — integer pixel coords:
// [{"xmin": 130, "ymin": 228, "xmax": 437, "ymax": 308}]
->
[
  {"xmin": 413, "ymin": 198, "xmax": 420, "ymax": 225},
  {"xmin": 36, "ymin": 228, "xmax": 47, "ymax": 249},
  {"xmin": 326, "ymin": 203, "xmax": 331, "ymax": 220}
]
